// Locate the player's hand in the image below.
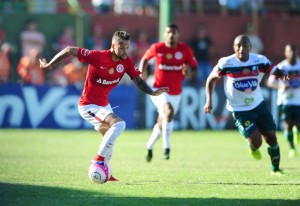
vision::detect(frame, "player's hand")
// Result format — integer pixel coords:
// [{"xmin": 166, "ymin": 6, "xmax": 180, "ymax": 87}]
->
[
  {"xmin": 39, "ymin": 58, "xmax": 51, "ymax": 70},
  {"xmin": 274, "ymin": 69, "xmax": 292, "ymax": 81},
  {"xmin": 152, "ymin": 87, "xmax": 169, "ymax": 96},
  {"xmin": 203, "ymin": 102, "xmax": 213, "ymax": 114},
  {"xmin": 182, "ymin": 64, "xmax": 188, "ymax": 76},
  {"xmin": 278, "ymin": 73, "xmax": 291, "ymax": 81}
]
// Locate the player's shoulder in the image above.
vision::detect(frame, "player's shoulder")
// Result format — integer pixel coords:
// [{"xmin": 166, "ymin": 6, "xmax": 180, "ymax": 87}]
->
[
  {"xmin": 177, "ymin": 42, "xmax": 191, "ymax": 49},
  {"xmin": 217, "ymin": 54, "xmax": 236, "ymax": 67},
  {"xmin": 249, "ymin": 53, "xmax": 269, "ymax": 63},
  {"xmin": 277, "ymin": 59, "xmax": 288, "ymax": 68}
]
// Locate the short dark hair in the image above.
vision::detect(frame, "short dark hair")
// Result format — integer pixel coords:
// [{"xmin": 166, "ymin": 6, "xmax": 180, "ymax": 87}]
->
[
  {"xmin": 167, "ymin": 24, "xmax": 179, "ymax": 31},
  {"xmin": 286, "ymin": 43, "xmax": 298, "ymax": 52},
  {"xmin": 112, "ymin": 31, "xmax": 130, "ymax": 43}
]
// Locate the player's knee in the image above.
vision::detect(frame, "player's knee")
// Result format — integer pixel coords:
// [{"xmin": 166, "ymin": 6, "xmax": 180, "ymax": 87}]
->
[
  {"xmin": 113, "ymin": 121, "xmax": 126, "ymax": 132},
  {"xmin": 163, "ymin": 103, "xmax": 174, "ymax": 120},
  {"xmin": 248, "ymin": 132, "xmax": 263, "ymax": 148}
]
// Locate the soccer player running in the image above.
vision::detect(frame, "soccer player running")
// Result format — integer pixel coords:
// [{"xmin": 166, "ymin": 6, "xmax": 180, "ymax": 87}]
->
[
  {"xmin": 204, "ymin": 35, "xmax": 290, "ymax": 175},
  {"xmin": 139, "ymin": 24, "xmax": 199, "ymax": 162},
  {"xmin": 267, "ymin": 44, "xmax": 300, "ymax": 157},
  {"xmin": 40, "ymin": 31, "xmax": 169, "ymax": 181}
]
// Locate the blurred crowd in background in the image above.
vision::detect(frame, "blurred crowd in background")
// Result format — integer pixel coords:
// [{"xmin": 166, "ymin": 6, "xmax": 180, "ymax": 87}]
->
[
  {"xmin": 1, "ymin": 0, "xmax": 300, "ymax": 16},
  {"xmin": 0, "ymin": 0, "xmax": 300, "ymax": 88}
]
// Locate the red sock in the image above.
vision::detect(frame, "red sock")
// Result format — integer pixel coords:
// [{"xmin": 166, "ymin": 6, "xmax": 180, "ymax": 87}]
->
[{"xmin": 93, "ymin": 155, "xmax": 105, "ymax": 161}]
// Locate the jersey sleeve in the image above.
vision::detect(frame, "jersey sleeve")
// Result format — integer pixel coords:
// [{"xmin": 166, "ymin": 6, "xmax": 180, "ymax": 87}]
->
[
  {"xmin": 126, "ymin": 57, "xmax": 141, "ymax": 79},
  {"xmin": 258, "ymin": 55, "xmax": 277, "ymax": 74},
  {"xmin": 186, "ymin": 46, "xmax": 198, "ymax": 68},
  {"xmin": 143, "ymin": 43, "xmax": 156, "ymax": 60},
  {"xmin": 214, "ymin": 57, "xmax": 227, "ymax": 77},
  {"xmin": 77, "ymin": 48, "xmax": 99, "ymax": 64}
]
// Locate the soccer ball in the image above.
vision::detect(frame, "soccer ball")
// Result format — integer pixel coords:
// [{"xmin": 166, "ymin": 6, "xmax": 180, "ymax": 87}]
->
[{"xmin": 88, "ymin": 161, "xmax": 111, "ymax": 184}]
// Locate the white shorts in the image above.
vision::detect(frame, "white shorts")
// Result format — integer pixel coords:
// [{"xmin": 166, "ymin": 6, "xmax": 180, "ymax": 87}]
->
[
  {"xmin": 78, "ymin": 104, "xmax": 113, "ymax": 131},
  {"xmin": 150, "ymin": 91, "xmax": 181, "ymax": 116}
]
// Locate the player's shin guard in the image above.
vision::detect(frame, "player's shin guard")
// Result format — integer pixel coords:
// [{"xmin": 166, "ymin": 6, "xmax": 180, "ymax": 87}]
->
[
  {"xmin": 267, "ymin": 144, "xmax": 280, "ymax": 171},
  {"xmin": 162, "ymin": 119, "xmax": 173, "ymax": 150},
  {"xmin": 284, "ymin": 130, "xmax": 295, "ymax": 149},
  {"xmin": 98, "ymin": 121, "xmax": 126, "ymax": 159}
]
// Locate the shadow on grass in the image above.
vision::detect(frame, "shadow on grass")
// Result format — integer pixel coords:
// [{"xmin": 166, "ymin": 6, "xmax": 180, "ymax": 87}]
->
[{"xmin": 0, "ymin": 182, "xmax": 299, "ymax": 206}]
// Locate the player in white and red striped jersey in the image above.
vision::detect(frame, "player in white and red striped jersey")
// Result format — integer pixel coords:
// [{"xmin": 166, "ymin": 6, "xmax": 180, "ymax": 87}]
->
[
  {"xmin": 204, "ymin": 35, "xmax": 290, "ymax": 175},
  {"xmin": 40, "ymin": 31, "xmax": 169, "ymax": 181},
  {"xmin": 268, "ymin": 44, "xmax": 300, "ymax": 157},
  {"xmin": 139, "ymin": 24, "xmax": 199, "ymax": 162}
]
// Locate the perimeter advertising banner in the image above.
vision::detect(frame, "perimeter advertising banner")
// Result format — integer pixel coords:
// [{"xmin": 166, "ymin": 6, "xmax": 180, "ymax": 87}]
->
[
  {"xmin": 0, "ymin": 83, "xmax": 279, "ymax": 130},
  {"xmin": 0, "ymin": 83, "xmax": 137, "ymax": 129}
]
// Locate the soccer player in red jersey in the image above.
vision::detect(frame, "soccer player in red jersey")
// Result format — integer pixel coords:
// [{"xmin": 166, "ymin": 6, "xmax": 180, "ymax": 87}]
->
[
  {"xmin": 40, "ymin": 31, "xmax": 169, "ymax": 181},
  {"xmin": 139, "ymin": 24, "xmax": 199, "ymax": 162}
]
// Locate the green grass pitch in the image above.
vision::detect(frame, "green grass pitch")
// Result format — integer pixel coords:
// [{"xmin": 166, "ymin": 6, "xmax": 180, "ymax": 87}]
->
[{"xmin": 0, "ymin": 129, "xmax": 300, "ymax": 206}]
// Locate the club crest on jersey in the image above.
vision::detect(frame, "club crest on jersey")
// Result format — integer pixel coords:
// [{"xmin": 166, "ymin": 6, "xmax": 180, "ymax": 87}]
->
[
  {"xmin": 166, "ymin": 53, "xmax": 173, "ymax": 59},
  {"xmin": 233, "ymin": 79, "xmax": 258, "ymax": 93},
  {"xmin": 81, "ymin": 49, "xmax": 90, "ymax": 56},
  {"xmin": 109, "ymin": 68, "xmax": 114, "ymax": 74},
  {"xmin": 175, "ymin": 51, "xmax": 183, "ymax": 60},
  {"xmin": 252, "ymin": 66, "xmax": 259, "ymax": 75},
  {"xmin": 116, "ymin": 64, "xmax": 124, "ymax": 73}
]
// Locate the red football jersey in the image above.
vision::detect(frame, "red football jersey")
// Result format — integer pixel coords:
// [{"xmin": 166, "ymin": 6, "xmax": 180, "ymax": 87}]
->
[
  {"xmin": 144, "ymin": 42, "xmax": 198, "ymax": 95},
  {"xmin": 77, "ymin": 48, "xmax": 141, "ymax": 106}
]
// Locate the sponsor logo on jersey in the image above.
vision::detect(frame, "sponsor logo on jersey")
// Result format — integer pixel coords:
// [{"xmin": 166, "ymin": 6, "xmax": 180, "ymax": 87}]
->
[
  {"xmin": 166, "ymin": 53, "xmax": 173, "ymax": 59},
  {"xmin": 96, "ymin": 78, "xmax": 120, "ymax": 85},
  {"xmin": 116, "ymin": 64, "xmax": 124, "ymax": 73},
  {"xmin": 100, "ymin": 66, "xmax": 107, "ymax": 69},
  {"xmin": 81, "ymin": 49, "xmax": 90, "ymax": 57},
  {"xmin": 157, "ymin": 53, "xmax": 163, "ymax": 57},
  {"xmin": 244, "ymin": 97, "xmax": 254, "ymax": 105},
  {"xmin": 233, "ymin": 79, "xmax": 258, "ymax": 93},
  {"xmin": 109, "ymin": 68, "xmax": 114, "ymax": 74},
  {"xmin": 236, "ymin": 119, "xmax": 253, "ymax": 131},
  {"xmin": 158, "ymin": 64, "xmax": 183, "ymax": 71},
  {"xmin": 175, "ymin": 51, "xmax": 183, "ymax": 60},
  {"xmin": 245, "ymin": 120, "xmax": 251, "ymax": 126}
]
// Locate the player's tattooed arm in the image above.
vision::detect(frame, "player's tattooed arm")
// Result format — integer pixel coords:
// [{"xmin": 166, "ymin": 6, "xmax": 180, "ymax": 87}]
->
[
  {"xmin": 39, "ymin": 46, "xmax": 78, "ymax": 70},
  {"xmin": 133, "ymin": 76, "xmax": 169, "ymax": 96}
]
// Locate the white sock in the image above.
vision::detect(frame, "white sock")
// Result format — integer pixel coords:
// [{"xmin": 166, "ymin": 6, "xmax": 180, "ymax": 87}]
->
[
  {"xmin": 98, "ymin": 121, "xmax": 126, "ymax": 160},
  {"xmin": 105, "ymin": 148, "xmax": 113, "ymax": 163},
  {"xmin": 162, "ymin": 119, "xmax": 173, "ymax": 149},
  {"xmin": 146, "ymin": 123, "xmax": 162, "ymax": 150}
]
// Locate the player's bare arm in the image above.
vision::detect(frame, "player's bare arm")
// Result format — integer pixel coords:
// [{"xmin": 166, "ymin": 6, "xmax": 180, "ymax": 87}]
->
[
  {"xmin": 204, "ymin": 72, "xmax": 219, "ymax": 114},
  {"xmin": 138, "ymin": 57, "xmax": 149, "ymax": 80},
  {"xmin": 133, "ymin": 76, "xmax": 169, "ymax": 96},
  {"xmin": 39, "ymin": 46, "xmax": 78, "ymax": 70},
  {"xmin": 184, "ymin": 65, "xmax": 199, "ymax": 81}
]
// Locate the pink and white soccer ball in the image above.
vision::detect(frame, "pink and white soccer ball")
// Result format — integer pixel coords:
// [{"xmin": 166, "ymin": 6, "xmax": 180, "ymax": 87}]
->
[{"xmin": 88, "ymin": 161, "xmax": 111, "ymax": 184}]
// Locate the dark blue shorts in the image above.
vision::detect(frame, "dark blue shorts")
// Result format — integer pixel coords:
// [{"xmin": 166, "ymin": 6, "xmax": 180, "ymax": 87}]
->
[{"xmin": 232, "ymin": 101, "xmax": 277, "ymax": 138}]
